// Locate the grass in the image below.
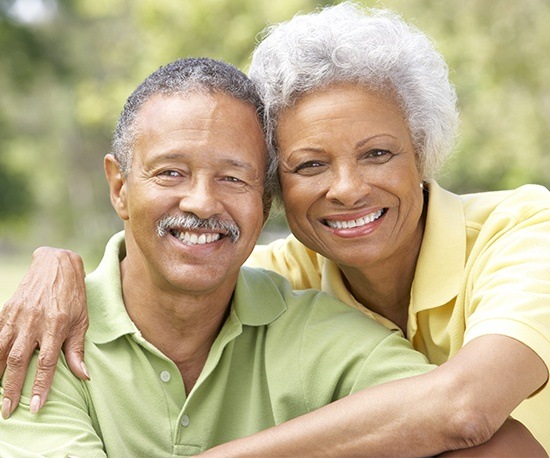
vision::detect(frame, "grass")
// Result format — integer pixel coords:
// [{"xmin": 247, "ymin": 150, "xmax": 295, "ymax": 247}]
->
[
  {"xmin": 0, "ymin": 255, "xmax": 29, "ymax": 305},
  {"xmin": 0, "ymin": 253, "xmax": 103, "ymax": 307}
]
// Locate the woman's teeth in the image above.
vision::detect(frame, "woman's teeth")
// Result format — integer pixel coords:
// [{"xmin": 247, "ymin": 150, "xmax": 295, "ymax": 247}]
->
[{"xmin": 325, "ymin": 209, "xmax": 385, "ymax": 229}]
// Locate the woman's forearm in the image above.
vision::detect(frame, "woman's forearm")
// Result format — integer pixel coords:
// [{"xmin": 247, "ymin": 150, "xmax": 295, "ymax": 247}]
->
[
  {"xmin": 202, "ymin": 335, "xmax": 547, "ymax": 456},
  {"xmin": 203, "ymin": 370, "xmax": 480, "ymax": 457},
  {"xmin": 439, "ymin": 418, "xmax": 547, "ymax": 457},
  {"xmin": 203, "ymin": 373, "xmax": 458, "ymax": 456}
]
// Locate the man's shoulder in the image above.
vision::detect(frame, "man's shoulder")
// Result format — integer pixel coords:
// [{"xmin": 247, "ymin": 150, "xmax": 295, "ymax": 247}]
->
[
  {"xmin": 245, "ymin": 267, "xmax": 433, "ymax": 406},
  {"xmin": 239, "ymin": 266, "xmax": 395, "ymax": 345}
]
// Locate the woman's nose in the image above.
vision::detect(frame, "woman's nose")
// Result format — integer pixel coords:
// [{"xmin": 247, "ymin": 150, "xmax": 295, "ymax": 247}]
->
[{"xmin": 325, "ymin": 167, "xmax": 372, "ymax": 206}]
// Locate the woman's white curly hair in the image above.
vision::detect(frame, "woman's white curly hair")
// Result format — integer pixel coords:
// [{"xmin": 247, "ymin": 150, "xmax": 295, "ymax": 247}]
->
[{"xmin": 249, "ymin": 1, "xmax": 459, "ymax": 198}]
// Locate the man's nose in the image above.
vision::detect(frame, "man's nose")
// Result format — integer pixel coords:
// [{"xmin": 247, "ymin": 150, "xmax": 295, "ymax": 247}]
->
[{"xmin": 178, "ymin": 177, "xmax": 224, "ymax": 219}]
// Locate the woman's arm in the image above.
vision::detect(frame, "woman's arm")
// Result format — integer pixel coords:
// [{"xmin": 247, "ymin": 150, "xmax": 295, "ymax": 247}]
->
[
  {"xmin": 0, "ymin": 247, "xmax": 89, "ymax": 419},
  {"xmin": 439, "ymin": 418, "xmax": 547, "ymax": 457},
  {"xmin": 201, "ymin": 335, "xmax": 547, "ymax": 457}
]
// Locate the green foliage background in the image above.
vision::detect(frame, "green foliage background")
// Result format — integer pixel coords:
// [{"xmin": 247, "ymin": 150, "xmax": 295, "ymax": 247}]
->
[{"xmin": 1, "ymin": 0, "xmax": 549, "ymax": 291}]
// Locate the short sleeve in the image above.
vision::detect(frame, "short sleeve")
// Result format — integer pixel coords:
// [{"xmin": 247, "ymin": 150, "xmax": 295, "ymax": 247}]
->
[
  {"xmin": 297, "ymin": 292, "xmax": 436, "ymax": 410},
  {"xmin": 0, "ymin": 352, "xmax": 106, "ymax": 457},
  {"xmin": 464, "ymin": 202, "xmax": 550, "ymax": 370}
]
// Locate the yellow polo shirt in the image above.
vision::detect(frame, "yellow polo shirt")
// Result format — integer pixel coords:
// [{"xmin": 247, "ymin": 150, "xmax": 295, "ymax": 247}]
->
[{"xmin": 247, "ymin": 181, "xmax": 550, "ymax": 451}]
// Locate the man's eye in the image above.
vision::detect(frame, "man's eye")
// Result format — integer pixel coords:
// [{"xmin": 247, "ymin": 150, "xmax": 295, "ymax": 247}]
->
[
  {"xmin": 221, "ymin": 176, "xmax": 244, "ymax": 184},
  {"xmin": 158, "ymin": 170, "xmax": 181, "ymax": 177}
]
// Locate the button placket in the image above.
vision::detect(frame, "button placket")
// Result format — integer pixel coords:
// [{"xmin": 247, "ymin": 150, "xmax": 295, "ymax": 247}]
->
[
  {"xmin": 160, "ymin": 370, "xmax": 171, "ymax": 383},
  {"xmin": 180, "ymin": 414, "xmax": 190, "ymax": 427}
]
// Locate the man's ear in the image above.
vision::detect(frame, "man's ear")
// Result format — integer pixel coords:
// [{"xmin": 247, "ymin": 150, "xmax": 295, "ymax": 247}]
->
[{"xmin": 104, "ymin": 154, "xmax": 129, "ymax": 220}]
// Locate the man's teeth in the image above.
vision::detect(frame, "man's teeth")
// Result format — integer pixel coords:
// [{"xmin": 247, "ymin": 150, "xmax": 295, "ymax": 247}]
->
[
  {"xmin": 326, "ymin": 209, "xmax": 384, "ymax": 229},
  {"xmin": 173, "ymin": 231, "xmax": 221, "ymax": 245}
]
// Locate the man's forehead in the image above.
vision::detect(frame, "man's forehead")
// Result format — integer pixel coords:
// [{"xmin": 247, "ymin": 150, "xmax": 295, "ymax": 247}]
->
[
  {"xmin": 138, "ymin": 91, "xmax": 211, "ymax": 121},
  {"xmin": 135, "ymin": 91, "xmax": 261, "ymax": 131},
  {"xmin": 131, "ymin": 91, "xmax": 267, "ymax": 170}
]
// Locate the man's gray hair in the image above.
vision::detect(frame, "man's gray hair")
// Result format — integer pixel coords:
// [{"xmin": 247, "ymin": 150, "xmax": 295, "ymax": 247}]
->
[
  {"xmin": 112, "ymin": 57, "xmax": 266, "ymax": 177},
  {"xmin": 249, "ymin": 1, "xmax": 459, "ymax": 197}
]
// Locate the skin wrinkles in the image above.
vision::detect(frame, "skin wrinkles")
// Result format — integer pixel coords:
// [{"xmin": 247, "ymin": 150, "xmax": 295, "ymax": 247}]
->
[
  {"xmin": 136, "ymin": 94, "xmax": 265, "ymax": 191},
  {"xmin": 144, "ymin": 153, "xmax": 262, "ymax": 187},
  {"xmin": 112, "ymin": 92, "xmax": 267, "ymax": 304},
  {"xmin": 277, "ymin": 84, "xmax": 425, "ymax": 325}
]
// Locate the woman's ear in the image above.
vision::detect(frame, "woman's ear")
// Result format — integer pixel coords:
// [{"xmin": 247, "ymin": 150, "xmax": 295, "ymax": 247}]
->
[{"xmin": 104, "ymin": 154, "xmax": 129, "ymax": 220}]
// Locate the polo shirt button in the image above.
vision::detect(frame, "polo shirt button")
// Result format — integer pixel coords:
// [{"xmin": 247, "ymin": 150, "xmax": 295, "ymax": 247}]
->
[
  {"xmin": 160, "ymin": 370, "xmax": 171, "ymax": 382},
  {"xmin": 180, "ymin": 415, "xmax": 190, "ymax": 427}
]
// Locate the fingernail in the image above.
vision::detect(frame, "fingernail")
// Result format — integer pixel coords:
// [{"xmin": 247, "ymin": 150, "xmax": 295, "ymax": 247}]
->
[
  {"xmin": 81, "ymin": 361, "xmax": 90, "ymax": 380},
  {"xmin": 2, "ymin": 398, "xmax": 11, "ymax": 419},
  {"xmin": 30, "ymin": 395, "xmax": 42, "ymax": 414}
]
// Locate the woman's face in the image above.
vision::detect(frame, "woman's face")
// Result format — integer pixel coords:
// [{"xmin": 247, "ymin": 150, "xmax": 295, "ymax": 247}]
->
[{"xmin": 277, "ymin": 83, "xmax": 425, "ymax": 271}]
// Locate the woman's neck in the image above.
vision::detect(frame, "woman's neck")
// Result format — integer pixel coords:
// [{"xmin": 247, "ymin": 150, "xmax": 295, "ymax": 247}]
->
[
  {"xmin": 339, "ymin": 204, "xmax": 427, "ymax": 334},
  {"xmin": 340, "ymin": 260, "xmax": 416, "ymax": 334}
]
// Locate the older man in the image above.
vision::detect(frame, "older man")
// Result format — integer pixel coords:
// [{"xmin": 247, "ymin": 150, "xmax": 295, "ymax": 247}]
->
[{"xmin": 0, "ymin": 58, "xmax": 436, "ymax": 456}]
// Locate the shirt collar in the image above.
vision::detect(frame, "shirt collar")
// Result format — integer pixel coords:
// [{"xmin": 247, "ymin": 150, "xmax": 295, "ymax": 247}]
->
[
  {"xmin": 232, "ymin": 266, "xmax": 287, "ymax": 326},
  {"xmin": 410, "ymin": 181, "xmax": 466, "ymax": 313},
  {"xmin": 86, "ymin": 231, "xmax": 139, "ymax": 344},
  {"xmin": 86, "ymin": 231, "xmax": 286, "ymax": 344}
]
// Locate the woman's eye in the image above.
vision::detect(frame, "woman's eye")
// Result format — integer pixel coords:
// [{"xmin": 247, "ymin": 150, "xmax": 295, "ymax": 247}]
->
[
  {"xmin": 294, "ymin": 161, "xmax": 325, "ymax": 175},
  {"xmin": 365, "ymin": 149, "xmax": 393, "ymax": 163}
]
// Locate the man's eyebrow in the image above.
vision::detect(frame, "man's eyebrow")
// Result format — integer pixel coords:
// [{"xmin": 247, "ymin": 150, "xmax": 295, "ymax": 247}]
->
[
  {"xmin": 220, "ymin": 158, "xmax": 256, "ymax": 171},
  {"xmin": 162, "ymin": 152, "xmax": 254, "ymax": 169},
  {"xmin": 156, "ymin": 153, "xmax": 257, "ymax": 171},
  {"xmin": 158, "ymin": 153, "xmax": 188, "ymax": 161}
]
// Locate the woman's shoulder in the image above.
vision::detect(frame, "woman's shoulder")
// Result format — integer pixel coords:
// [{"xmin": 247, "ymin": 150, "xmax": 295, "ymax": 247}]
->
[
  {"xmin": 246, "ymin": 234, "xmax": 324, "ymax": 290},
  {"xmin": 457, "ymin": 184, "xmax": 550, "ymax": 223}
]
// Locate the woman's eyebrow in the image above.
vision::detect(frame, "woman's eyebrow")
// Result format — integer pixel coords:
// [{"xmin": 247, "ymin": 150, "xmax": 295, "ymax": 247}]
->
[{"xmin": 355, "ymin": 134, "xmax": 398, "ymax": 149}]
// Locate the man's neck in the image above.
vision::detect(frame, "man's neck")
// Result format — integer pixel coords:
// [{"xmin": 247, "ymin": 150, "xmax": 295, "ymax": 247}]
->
[{"xmin": 119, "ymin": 257, "xmax": 234, "ymax": 394}]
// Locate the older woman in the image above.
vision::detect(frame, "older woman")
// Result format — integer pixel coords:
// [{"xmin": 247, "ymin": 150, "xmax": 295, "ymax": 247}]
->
[{"xmin": 1, "ymin": 2, "xmax": 549, "ymax": 456}]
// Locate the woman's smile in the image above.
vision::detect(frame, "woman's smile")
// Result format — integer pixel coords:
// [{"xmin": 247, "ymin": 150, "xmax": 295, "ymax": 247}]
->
[{"xmin": 322, "ymin": 208, "xmax": 387, "ymax": 230}]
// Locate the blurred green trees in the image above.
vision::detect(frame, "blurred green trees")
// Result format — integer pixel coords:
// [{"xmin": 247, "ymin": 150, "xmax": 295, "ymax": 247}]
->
[{"xmin": 1, "ymin": 0, "xmax": 549, "ymax": 263}]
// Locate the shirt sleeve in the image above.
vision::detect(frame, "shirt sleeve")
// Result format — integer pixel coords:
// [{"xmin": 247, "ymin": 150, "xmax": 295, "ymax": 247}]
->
[
  {"xmin": 0, "ymin": 352, "xmax": 106, "ymax": 457},
  {"xmin": 463, "ymin": 202, "xmax": 550, "ymax": 372},
  {"xmin": 290, "ymin": 290, "xmax": 436, "ymax": 411}
]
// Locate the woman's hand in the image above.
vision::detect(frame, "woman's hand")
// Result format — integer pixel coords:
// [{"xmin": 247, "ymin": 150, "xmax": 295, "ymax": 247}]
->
[{"xmin": 0, "ymin": 247, "xmax": 89, "ymax": 419}]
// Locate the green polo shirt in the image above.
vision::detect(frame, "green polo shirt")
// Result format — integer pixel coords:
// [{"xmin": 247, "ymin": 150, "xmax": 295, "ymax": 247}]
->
[{"xmin": 0, "ymin": 232, "xmax": 434, "ymax": 457}]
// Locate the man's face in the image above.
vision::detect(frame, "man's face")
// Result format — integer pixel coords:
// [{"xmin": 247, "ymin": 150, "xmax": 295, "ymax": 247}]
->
[{"xmin": 110, "ymin": 92, "xmax": 267, "ymax": 296}]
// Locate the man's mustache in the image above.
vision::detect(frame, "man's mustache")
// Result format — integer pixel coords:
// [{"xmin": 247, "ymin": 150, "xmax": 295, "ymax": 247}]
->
[{"xmin": 156, "ymin": 213, "xmax": 240, "ymax": 243}]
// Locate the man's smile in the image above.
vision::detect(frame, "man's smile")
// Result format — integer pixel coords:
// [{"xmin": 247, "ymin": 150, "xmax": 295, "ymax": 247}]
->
[{"xmin": 170, "ymin": 229, "xmax": 223, "ymax": 245}]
